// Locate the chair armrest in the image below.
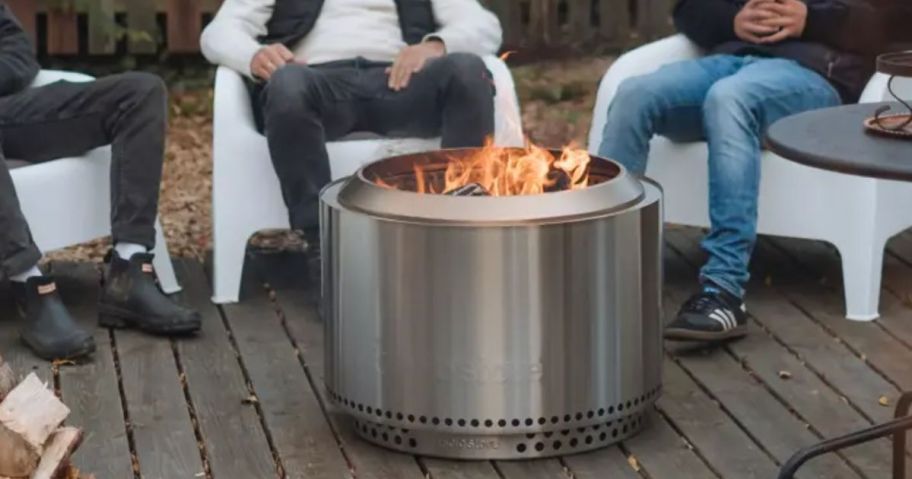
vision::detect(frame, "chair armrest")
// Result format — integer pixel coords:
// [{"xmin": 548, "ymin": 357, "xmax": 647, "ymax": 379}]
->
[
  {"xmin": 482, "ymin": 55, "xmax": 524, "ymax": 147},
  {"xmin": 588, "ymin": 34, "xmax": 703, "ymax": 152},
  {"xmin": 214, "ymin": 66, "xmax": 257, "ymax": 131},
  {"xmin": 31, "ymin": 70, "xmax": 94, "ymax": 88}
]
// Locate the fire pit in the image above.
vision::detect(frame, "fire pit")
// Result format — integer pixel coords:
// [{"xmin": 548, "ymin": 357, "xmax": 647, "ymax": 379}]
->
[{"xmin": 319, "ymin": 145, "xmax": 663, "ymax": 459}]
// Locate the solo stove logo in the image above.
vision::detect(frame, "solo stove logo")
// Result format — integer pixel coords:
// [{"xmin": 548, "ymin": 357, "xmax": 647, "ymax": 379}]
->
[{"xmin": 439, "ymin": 437, "xmax": 501, "ymax": 450}]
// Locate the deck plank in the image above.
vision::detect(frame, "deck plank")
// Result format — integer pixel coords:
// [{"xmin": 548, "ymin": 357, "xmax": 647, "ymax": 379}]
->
[
  {"xmin": 662, "ymin": 240, "xmax": 861, "ymax": 479},
  {"xmin": 172, "ymin": 259, "xmax": 278, "ymax": 479},
  {"xmin": 420, "ymin": 459, "xmax": 502, "ymax": 479},
  {"xmin": 561, "ymin": 446, "xmax": 640, "ymax": 479},
  {"xmin": 218, "ymin": 253, "xmax": 352, "ymax": 479},
  {"xmin": 622, "ymin": 412, "xmax": 719, "ymax": 479},
  {"xmin": 115, "ymin": 314, "xmax": 205, "ymax": 477},
  {"xmin": 496, "ymin": 459, "xmax": 569, "ymax": 478},
  {"xmin": 52, "ymin": 263, "xmax": 134, "ymax": 479}
]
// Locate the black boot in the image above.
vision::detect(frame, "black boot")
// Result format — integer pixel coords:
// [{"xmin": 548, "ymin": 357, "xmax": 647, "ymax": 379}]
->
[
  {"xmin": 12, "ymin": 276, "xmax": 96, "ymax": 361},
  {"xmin": 98, "ymin": 251, "xmax": 201, "ymax": 335}
]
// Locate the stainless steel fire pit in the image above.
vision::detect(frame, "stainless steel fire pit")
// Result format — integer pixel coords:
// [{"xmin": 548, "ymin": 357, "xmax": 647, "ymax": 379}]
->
[{"xmin": 319, "ymin": 148, "xmax": 663, "ymax": 459}]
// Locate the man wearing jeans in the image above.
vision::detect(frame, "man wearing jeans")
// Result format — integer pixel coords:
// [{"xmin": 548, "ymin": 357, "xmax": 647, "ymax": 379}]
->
[
  {"xmin": 200, "ymin": 0, "xmax": 501, "ymax": 255},
  {"xmin": 0, "ymin": 6, "xmax": 200, "ymax": 361},
  {"xmin": 597, "ymin": 0, "xmax": 885, "ymax": 342}
]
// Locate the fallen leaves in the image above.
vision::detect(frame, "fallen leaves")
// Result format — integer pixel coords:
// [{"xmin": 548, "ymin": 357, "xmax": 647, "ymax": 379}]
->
[
  {"xmin": 627, "ymin": 455, "xmax": 641, "ymax": 472},
  {"xmin": 880, "ymin": 396, "xmax": 891, "ymax": 407},
  {"xmin": 778, "ymin": 370, "xmax": 792, "ymax": 380}
]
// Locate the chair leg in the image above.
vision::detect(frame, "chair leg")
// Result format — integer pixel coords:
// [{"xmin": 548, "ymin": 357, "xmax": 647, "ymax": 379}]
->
[
  {"xmin": 837, "ymin": 235, "xmax": 887, "ymax": 321},
  {"xmin": 211, "ymin": 227, "xmax": 251, "ymax": 304},
  {"xmin": 152, "ymin": 219, "xmax": 181, "ymax": 294}
]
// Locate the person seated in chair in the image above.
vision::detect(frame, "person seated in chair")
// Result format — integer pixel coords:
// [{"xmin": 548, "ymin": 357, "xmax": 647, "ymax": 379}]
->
[
  {"xmin": 200, "ymin": 0, "xmax": 502, "ymax": 254},
  {"xmin": 596, "ymin": 0, "xmax": 891, "ymax": 343},
  {"xmin": 0, "ymin": 6, "xmax": 201, "ymax": 361}
]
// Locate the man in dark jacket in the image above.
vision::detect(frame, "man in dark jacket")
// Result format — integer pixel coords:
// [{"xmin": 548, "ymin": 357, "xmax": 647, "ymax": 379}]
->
[
  {"xmin": 0, "ymin": 5, "xmax": 200, "ymax": 361},
  {"xmin": 596, "ymin": 0, "xmax": 892, "ymax": 343}
]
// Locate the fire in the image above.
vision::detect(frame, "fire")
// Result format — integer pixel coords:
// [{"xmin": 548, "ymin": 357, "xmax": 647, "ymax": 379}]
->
[{"xmin": 394, "ymin": 139, "xmax": 592, "ymax": 196}]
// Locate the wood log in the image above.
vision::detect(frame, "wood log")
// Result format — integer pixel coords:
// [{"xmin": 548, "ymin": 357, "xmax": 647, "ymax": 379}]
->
[
  {"xmin": 0, "ymin": 355, "xmax": 15, "ymax": 401},
  {"xmin": 0, "ymin": 373, "xmax": 70, "ymax": 452},
  {"xmin": 32, "ymin": 427, "xmax": 83, "ymax": 479},
  {"xmin": 0, "ymin": 423, "xmax": 39, "ymax": 478}
]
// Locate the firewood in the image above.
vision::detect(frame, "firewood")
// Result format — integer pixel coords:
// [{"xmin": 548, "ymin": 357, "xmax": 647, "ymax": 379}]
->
[
  {"xmin": 31, "ymin": 427, "xmax": 83, "ymax": 479},
  {"xmin": 0, "ymin": 373, "xmax": 70, "ymax": 452},
  {"xmin": 0, "ymin": 355, "xmax": 15, "ymax": 401},
  {"xmin": 0, "ymin": 422, "xmax": 39, "ymax": 478}
]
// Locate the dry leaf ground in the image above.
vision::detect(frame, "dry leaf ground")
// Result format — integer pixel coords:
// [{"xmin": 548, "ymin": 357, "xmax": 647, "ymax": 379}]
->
[{"xmin": 45, "ymin": 56, "xmax": 615, "ymax": 263}]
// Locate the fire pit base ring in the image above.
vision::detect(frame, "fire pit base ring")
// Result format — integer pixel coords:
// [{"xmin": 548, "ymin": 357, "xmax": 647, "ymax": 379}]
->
[{"xmin": 352, "ymin": 410, "xmax": 649, "ymax": 460}]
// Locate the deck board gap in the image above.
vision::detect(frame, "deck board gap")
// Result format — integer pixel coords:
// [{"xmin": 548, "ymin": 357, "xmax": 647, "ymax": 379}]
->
[
  {"xmin": 614, "ymin": 443, "xmax": 650, "ymax": 478},
  {"xmin": 108, "ymin": 328, "xmax": 142, "ymax": 479},
  {"xmin": 213, "ymin": 301, "xmax": 288, "ymax": 478},
  {"xmin": 170, "ymin": 339, "xmax": 214, "ymax": 479},
  {"xmin": 651, "ymin": 407, "xmax": 725, "ymax": 479}
]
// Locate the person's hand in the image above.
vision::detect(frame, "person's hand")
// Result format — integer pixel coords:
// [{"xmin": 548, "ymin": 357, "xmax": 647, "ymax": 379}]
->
[
  {"xmin": 757, "ymin": 0, "xmax": 808, "ymax": 44},
  {"xmin": 386, "ymin": 40, "xmax": 446, "ymax": 91},
  {"xmin": 734, "ymin": 0, "xmax": 780, "ymax": 43},
  {"xmin": 251, "ymin": 44, "xmax": 295, "ymax": 81}
]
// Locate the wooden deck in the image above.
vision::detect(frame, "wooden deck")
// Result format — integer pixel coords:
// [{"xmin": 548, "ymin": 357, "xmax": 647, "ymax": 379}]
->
[{"xmin": 4, "ymin": 226, "xmax": 912, "ymax": 479}]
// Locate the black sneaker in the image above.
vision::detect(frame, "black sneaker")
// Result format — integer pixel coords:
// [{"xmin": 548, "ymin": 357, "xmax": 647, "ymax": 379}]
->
[{"xmin": 665, "ymin": 288, "xmax": 748, "ymax": 342}]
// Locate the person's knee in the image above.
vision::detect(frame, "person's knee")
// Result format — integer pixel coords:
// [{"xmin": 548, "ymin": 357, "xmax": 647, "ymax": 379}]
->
[
  {"xmin": 439, "ymin": 53, "xmax": 491, "ymax": 91},
  {"xmin": 262, "ymin": 65, "xmax": 321, "ymax": 120},
  {"xmin": 704, "ymin": 80, "xmax": 758, "ymax": 130},
  {"xmin": 111, "ymin": 71, "xmax": 167, "ymax": 104}
]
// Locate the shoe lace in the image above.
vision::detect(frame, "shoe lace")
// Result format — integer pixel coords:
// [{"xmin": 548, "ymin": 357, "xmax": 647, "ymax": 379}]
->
[{"xmin": 681, "ymin": 291, "xmax": 726, "ymax": 315}]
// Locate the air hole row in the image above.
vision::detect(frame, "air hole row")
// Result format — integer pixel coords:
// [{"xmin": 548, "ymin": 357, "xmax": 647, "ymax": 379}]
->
[
  {"xmin": 328, "ymin": 387, "xmax": 660, "ymax": 429},
  {"xmin": 514, "ymin": 415, "xmax": 644, "ymax": 454}
]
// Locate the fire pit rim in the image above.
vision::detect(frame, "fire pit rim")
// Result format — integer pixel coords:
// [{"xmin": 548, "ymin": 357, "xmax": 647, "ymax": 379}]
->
[{"xmin": 328, "ymin": 148, "xmax": 650, "ymax": 226}]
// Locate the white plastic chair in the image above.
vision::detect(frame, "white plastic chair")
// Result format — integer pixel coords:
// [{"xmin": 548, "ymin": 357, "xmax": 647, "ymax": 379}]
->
[
  {"xmin": 589, "ymin": 34, "xmax": 912, "ymax": 321},
  {"xmin": 211, "ymin": 57, "xmax": 524, "ymax": 303},
  {"xmin": 9, "ymin": 70, "xmax": 180, "ymax": 293}
]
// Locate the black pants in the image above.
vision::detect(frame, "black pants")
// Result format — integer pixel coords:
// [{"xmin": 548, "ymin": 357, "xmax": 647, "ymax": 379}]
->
[
  {"xmin": 256, "ymin": 53, "xmax": 496, "ymax": 231},
  {"xmin": 0, "ymin": 72, "xmax": 167, "ymax": 279}
]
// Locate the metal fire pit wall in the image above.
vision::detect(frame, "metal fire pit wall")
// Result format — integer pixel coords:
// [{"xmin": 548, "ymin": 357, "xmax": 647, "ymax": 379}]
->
[{"xmin": 319, "ymin": 149, "xmax": 663, "ymax": 460}]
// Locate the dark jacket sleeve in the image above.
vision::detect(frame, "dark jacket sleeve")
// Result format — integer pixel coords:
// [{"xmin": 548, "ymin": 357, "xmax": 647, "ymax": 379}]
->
[
  {"xmin": 0, "ymin": 5, "xmax": 39, "ymax": 97},
  {"xmin": 802, "ymin": 1, "xmax": 886, "ymax": 55},
  {"xmin": 673, "ymin": 0, "xmax": 741, "ymax": 49}
]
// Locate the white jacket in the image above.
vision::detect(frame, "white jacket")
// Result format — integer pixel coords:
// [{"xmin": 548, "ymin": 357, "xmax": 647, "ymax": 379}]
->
[{"xmin": 200, "ymin": 0, "xmax": 503, "ymax": 78}]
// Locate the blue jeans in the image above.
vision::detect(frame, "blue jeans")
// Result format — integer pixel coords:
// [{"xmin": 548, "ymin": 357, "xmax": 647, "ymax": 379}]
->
[{"xmin": 598, "ymin": 55, "xmax": 841, "ymax": 298}]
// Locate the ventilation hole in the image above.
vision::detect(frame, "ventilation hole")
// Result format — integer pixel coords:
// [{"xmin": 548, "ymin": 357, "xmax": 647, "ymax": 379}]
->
[
  {"xmin": 394, "ymin": 435, "xmax": 402, "ymax": 445},
  {"xmin": 577, "ymin": 427, "xmax": 586, "ymax": 433},
  {"xmin": 550, "ymin": 416, "xmax": 559, "ymax": 424},
  {"xmin": 385, "ymin": 411, "xmax": 392, "ymax": 419},
  {"xmin": 612, "ymin": 428, "xmax": 619, "ymax": 438},
  {"xmin": 484, "ymin": 419, "xmax": 493, "ymax": 427},
  {"xmin": 396, "ymin": 413, "xmax": 404, "ymax": 420},
  {"xmin": 553, "ymin": 440, "xmax": 562, "ymax": 450},
  {"xmin": 445, "ymin": 418, "xmax": 453, "ymax": 426},
  {"xmin": 409, "ymin": 438, "xmax": 417, "ymax": 448},
  {"xmin": 499, "ymin": 419, "xmax": 507, "ymax": 427},
  {"xmin": 634, "ymin": 398, "xmax": 640, "ymax": 406},
  {"xmin": 525, "ymin": 418, "xmax": 534, "ymax": 426},
  {"xmin": 599, "ymin": 432, "xmax": 607, "ymax": 441},
  {"xmin": 544, "ymin": 431, "xmax": 553, "ymax": 438},
  {"xmin": 587, "ymin": 411, "xmax": 594, "ymax": 418},
  {"xmin": 561, "ymin": 429, "xmax": 570, "ymax": 436},
  {"xmin": 570, "ymin": 438, "xmax": 579, "ymax": 447},
  {"xmin": 382, "ymin": 432, "xmax": 389, "ymax": 442},
  {"xmin": 593, "ymin": 424, "xmax": 601, "ymax": 431},
  {"xmin": 618, "ymin": 404, "xmax": 624, "ymax": 412},
  {"xmin": 623, "ymin": 425, "xmax": 628, "ymax": 434},
  {"xmin": 358, "ymin": 404, "xmax": 364, "ymax": 412},
  {"xmin": 598, "ymin": 408, "xmax": 605, "ymax": 416},
  {"xmin": 538, "ymin": 417, "xmax": 546, "ymax": 425},
  {"xmin": 535, "ymin": 442, "xmax": 545, "ymax": 452},
  {"xmin": 371, "ymin": 429, "xmax": 378, "ymax": 438},
  {"xmin": 419, "ymin": 416, "xmax": 427, "ymax": 424},
  {"xmin": 585, "ymin": 435, "xmax": 593, "ymax": 444},
  {"xmin": 626, "ymin": 401, "xmax": 632, "ymax": 409},
  {"xmin": 402, "ymin": 428, "xmax": 410, "ymax": 434},
  {"xmin": 516, "ymin": 443, "xmax": 527, "ymax": 453},
  {"xmin": 526, "ymin": 433, "xmax": 535, "ymax": 439},
  {"xmin": 471, "ymin": 419, "xmax": 480, "ymax": 427},
  {"xmin": 407, "ymin": 414, "xmax": 415, "ymax": 422},
  {"xmin": 432, "ymin": 417, "xmax": 440, "ymax": 425},
  {"xmin": 575, "ymin": 412, "xmax": 583, "ymax": 420},
  {"xmin": 457, "ymin": 419, "xmax": 466, "ymax": 427},
  {"xmin": 564, "ymin": 414, "xmax": 571, "ymax": 422},
  {"xmin": 608, "ymin": 406, "xmax": 614, "ymax": 414}
]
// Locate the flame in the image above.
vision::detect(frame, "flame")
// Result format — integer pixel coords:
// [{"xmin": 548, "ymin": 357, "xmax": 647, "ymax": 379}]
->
[{"xmin": 401, "ymin": 138, "xmax": 591, "ymax": 196}]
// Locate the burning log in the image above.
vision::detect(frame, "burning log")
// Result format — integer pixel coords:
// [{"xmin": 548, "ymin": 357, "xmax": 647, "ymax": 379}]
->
[
  {"xmin": 0, "ymin": 365, "xmax": 89, "ymax": 479},
  {"xmin": 445, "ymin": 182, "xmax": 490, "ymax": 197}
]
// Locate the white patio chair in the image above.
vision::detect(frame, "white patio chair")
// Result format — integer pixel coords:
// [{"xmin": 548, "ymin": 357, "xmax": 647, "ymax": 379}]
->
[
  {"xmin": 9, "ymin": 70, "xmax": 180, "ymax": 293},
  {"xmin": 589, "ymin": 34, "xmax": 912, "ymax": 321},
  {"xmin": 211, "ymin": 57, "xmax": 524, "ymax": 304}
]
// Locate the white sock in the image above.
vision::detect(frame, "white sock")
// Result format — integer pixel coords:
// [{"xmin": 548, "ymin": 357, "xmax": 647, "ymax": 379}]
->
[
  {"xmin": 114, "ymin": 242, "xmax": 147, "ymax": 259},
  {"xmin": 11, "ymin": 265, "xmax": 43, "ymax": 283}
]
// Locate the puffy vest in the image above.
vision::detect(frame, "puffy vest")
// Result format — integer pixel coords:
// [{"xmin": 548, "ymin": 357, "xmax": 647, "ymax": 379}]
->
[{"xmin": 260, "ymin": 0, "xmax": 439, "ymax": 47}]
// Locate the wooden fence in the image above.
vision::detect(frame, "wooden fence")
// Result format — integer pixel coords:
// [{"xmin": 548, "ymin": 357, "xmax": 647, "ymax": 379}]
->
[{"xmin": 5, "ymin": 0, "xmax": 675, "ymax": 57}]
